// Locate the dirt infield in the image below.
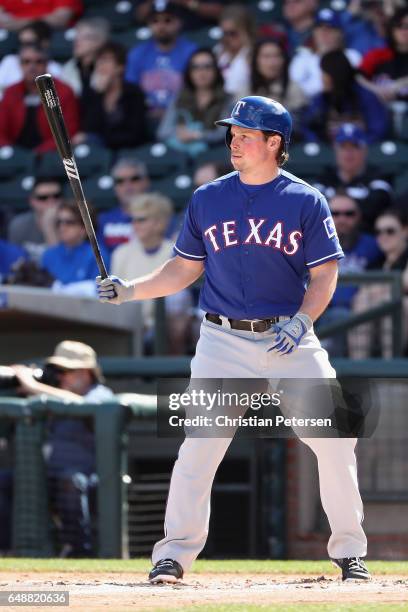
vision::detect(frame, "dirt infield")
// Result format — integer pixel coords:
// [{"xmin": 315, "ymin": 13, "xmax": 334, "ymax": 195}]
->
[{"xmin": 0, "ymin": 571, "xmax": 407, "ymax": 611}]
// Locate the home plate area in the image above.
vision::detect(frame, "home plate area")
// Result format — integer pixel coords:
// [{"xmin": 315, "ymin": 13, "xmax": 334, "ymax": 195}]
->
[{"xmin": 2, "ymin": 572, "xmax": 407, "ymax": 610}]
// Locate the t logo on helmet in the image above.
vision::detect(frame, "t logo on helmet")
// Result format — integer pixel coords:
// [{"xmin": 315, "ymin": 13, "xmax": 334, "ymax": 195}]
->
[{"xmin": 233, "ymin": 100, "xmax": 246, "ymax": 116}]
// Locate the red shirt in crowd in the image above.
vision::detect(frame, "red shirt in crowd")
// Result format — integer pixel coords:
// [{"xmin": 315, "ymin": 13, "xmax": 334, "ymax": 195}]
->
[
  {"xmin": 0, "ymin": 78, "xmax": 79, "ymax": 153},
  {"xmin": 359, "ymin": 48, "xmax": 394, "ymax": 78},
  {"xmin": 0, "ymin": 0, "xmax": 82, "ymax": 22}
]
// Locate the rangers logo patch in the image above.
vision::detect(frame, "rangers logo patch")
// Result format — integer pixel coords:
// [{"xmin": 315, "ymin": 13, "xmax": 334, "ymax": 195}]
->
[
  {"xmin": 233, "ymin": 100, "xmax": 246, "ymax": 115},
  {"xmin": 323, "ymin": 216, "xmax": 337, "ymax": 239}
]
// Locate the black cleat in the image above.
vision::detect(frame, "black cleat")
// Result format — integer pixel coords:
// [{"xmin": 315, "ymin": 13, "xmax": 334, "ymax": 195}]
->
[
  {"xmin": 149, "ymin": 558, "xmax": 184, "ymax": 584},
  {"xmin": 332, "ymin": 557, "xmax": 371, "ymax": 581}
]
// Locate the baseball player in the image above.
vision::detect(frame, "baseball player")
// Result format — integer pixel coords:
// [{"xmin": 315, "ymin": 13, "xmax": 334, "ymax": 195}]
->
[{"xmin": 97, "ymin": 96, "xmax": 370, "ymax": 583}]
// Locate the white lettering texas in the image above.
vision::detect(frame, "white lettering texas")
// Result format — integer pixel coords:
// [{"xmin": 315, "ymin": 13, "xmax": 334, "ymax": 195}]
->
[{"xmin": 204, "ymin": 219, "xmax": 302, "ymax": 255}]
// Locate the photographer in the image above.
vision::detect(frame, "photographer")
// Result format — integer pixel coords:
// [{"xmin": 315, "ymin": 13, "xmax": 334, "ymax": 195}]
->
[{"xmin": 9, "ymin": 340, "xmax": 113, "ymax": 557}]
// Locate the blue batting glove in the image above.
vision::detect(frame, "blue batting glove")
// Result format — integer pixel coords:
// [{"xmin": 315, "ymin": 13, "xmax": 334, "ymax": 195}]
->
[
  {"xmin": 267, "ymin": 313, "xmax": 312, "ymax": 356},
  {"xmin": 96, "ymin": 275, "xmax": 133, "ymax": 305}
]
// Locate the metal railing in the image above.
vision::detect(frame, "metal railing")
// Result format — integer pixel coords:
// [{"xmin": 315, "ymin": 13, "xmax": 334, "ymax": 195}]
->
[
  {"xmin": 151, "ymin": 270, "xmax": 404, "ymax": 357},
  {"xmin": 317, "ymin": 271, "xmax": 403, "ymax": 357}
]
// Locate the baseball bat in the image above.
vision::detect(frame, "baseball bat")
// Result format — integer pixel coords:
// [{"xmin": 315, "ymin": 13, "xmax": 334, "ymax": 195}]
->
[{"xmin": 35, "ymin": 73, "xmax": 109, "ymax": 279}]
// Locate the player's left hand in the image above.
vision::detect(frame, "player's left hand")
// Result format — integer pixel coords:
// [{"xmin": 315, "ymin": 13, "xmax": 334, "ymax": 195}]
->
[{"xmin": 267, "ymin": 313, "xmax": 313, "ymax": 356}]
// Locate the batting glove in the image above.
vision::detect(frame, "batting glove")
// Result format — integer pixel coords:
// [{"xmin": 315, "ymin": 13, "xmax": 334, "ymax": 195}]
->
[
  {"xmin": 96, "ymin": 275, "xmax": 134, "ymax": 305},
  {"xmin": 267, "ymin": 313, "xmax": 313, "ymax": 356}
]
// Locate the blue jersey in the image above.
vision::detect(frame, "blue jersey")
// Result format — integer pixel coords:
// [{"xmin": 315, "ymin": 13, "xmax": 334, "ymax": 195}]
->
[
  {"xmin": 331, "ymin": 233, "xmax": 382, "ymax": 308},
  {"xmin": 97, "ymin": 206, "xmax": 133, "ymax": 253},
  {"xmin": 175, "ymin": 170, "xmax": 344, "ymax": 319},
  {"xmin": 0, "ymin": 239, "xmax": 27, "ymax": 283},
  {"xmin": 42, "ymin": 241, "xmax": 110, "ymax": 285},
  {"xmin": 125, "ymin": 37, "xmax": 197, "ymax": 113}
]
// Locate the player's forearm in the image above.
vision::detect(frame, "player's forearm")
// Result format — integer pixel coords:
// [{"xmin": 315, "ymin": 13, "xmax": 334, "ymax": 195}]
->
[
  {"xmin": 299, "ymin": 266, "xmax": 338, "ymax": 322},
  {"xmin": 128, "ymin": 256, "xmax": 204, "ymax": 301}
]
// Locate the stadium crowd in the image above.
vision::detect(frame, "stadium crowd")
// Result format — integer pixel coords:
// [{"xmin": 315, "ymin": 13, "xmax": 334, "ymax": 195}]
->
[{"xmin": 0, "ymin": 0, "xmax": 407, "ymax": 357}]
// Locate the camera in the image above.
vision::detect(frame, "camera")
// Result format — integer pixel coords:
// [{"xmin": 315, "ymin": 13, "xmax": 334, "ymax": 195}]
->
[{"xmin": 0, "ymin": 364, "xmax": 62, "ymax": 391}]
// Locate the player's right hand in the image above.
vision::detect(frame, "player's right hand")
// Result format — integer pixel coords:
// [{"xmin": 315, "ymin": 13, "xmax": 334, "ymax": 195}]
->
[{"xmin": 96, "ymin": 275, "xmax": 133, "ymax": 305}]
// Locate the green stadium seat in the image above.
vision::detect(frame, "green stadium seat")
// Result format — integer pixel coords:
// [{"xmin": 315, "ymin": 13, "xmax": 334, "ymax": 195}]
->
[
  {"xmin": 249, "ymin": 0, "xmax": 284, "ymax": 25},
  {"xmin": 113, "ymin": 28, "xmax": 143, "ymax": 49},
  {"xmin": 49, "ymin": 29, "xmax": 75, "ymax": 62},
  {"xmin": 37, "ymin": 144, "xmax": 112, "ymax": 179},
  {"xmin": 82, "ymin": 0, "xmax": 102, "ymax": 6},
  {"xmin": 0, "ymin": 30, "xmax": 18, "ymax": 58},
  {"xmin": 285, "ymin": 142, "xmax": 335, "ymax": 179},
  {"xmin": 81, "ymin": 174, "xmax": 116, "ymax": 210},
  {"xmin": 0, "ymin": 146, "xmax": 35, "ymax": 181},
  {"xmin": 394, "ymin": 172, "xmax": 408, "ymax": 196},
  {"xmin": 185, "ymin": 27, "xmax": 222, "ymax": 49},
  {"xmin": 367, "ymin": 141, "xmax": 408, "ymax": 175},
  {"xmin": 83, "ymin": 0, "xmax": 135, "ymax": 31},
  {"xmin": 192, "ymin": 145, "xmax": 232, "ymax": 172},
  {"xmin": 120, "ymin": 143, "xmax": 189, "ymax": 179},
  {"xmin": 0, "ymin": 175, "xmax": 35, "ymax": 210},
  {"xmin": 152, "ymin": 173, "xmax": 194, "ymax": 211},
  {"xmin": 399, "ymin": 114, "xmax": 408, "ymax": 142}
]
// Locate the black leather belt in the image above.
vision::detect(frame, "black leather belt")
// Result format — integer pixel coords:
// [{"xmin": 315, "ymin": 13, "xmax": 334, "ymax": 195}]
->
[{"xmin": 205, "ymin": 313, "xmax": 284, "ymax": 332}]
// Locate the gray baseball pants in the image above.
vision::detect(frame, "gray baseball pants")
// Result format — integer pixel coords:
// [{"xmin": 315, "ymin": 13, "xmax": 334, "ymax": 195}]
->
[{"xmin": 152, "ymin": 317, "xmax": 367, "ymax": 570}]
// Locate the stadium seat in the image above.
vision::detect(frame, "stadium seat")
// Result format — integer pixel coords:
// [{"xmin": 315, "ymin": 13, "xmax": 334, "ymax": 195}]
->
[
  {"xmin": 399, "ymin": 114, "xmax": 408, "ymax": 142},
  {"xmin": 0, "ymin": 175, "xmax": 35, "ymax": 211},
  {"xmin": 82, "ymin": 0, "xmax": 102, "ymax": 6},
  {"xmin": 192, "ymin": 145, "xmax": 232, "ymax": 172},
  {"xmin": 0, "ymin": 30, "xmax": 18, "ymax": 58},
  {"xmin": 83, "ymin": 0, "xmax": 135, "ymax": 31},
  {"xmin": 0, "ymin": 146, "xmax": 35, "ymax": 181},
  {"xmin": 185, "ymin": 27, "xmax": 222, "ymax": 48},
  {"xmin": 285, "ymin": 142, "xmax": 335, "ymax": 179},
  {"xmin": 153, "ymin": 173, "xmax": 194, "ymax": 211},
  {"xmin": 248, "ymin": 0, "xmax": 283, "ymax": 25},
  {"xmin": 394, "ymin": 172, "xmax": 408, "ymax": 196},
  {"xmin": 120, "ymin": 143, "xmax": 189, "ymax": 179},
  {"xmin": 112, "ymin": 29, "xmax": 144, "ymax": 49},
  {"xmin": 81, "ymin": 174, "xmax": 116, "ymax": 210},
  {"xmin": 37, "ymin": 144, "xmax": 112, "ymax": 180},
  {"xmin": 367, "ymin": 141, "xmax": 408, "ymax": 175},
  {"xmin": 49, "ymin": 29, "xmax": 74, "ymax": 62}
]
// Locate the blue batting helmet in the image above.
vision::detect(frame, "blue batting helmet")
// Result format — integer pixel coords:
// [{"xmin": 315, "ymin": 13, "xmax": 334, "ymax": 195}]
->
[{"xmin": 215, "ymin": 96, "xmax": 292, "ymax": 153}]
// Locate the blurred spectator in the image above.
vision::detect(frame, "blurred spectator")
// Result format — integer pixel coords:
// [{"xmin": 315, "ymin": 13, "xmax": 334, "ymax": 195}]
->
[
  {"xmin": 10, "ymin": 340, "xmax": 113, "ymax": 557},
  {"xmin": 342, "ymin": 0, "xmax": 401, "ymax": 57},
  {"xmin": 370, "ymin": 208, "xmax": 408, "ymax": 270},
  {"xmin": 193, "ymin": 160, "xmax": 231, "ymax": 188},
  {"xmin": 60, "ymin": 17, "xmax": 110, "ymax": 97},
  {"xmin": 8, "ymin": 176, "xmax": 62, "ymax": 262},
  {"xmin": 0, "ymin": 21, "xmax": 62, "ymax": 97},
  {"xmin": 0, "ymin": 44, "xmax": 79, "ymax": 153},
  {"xmin": 74, "ymin": 42, "xmax": 149, "ymax": 151},
  {"xmin": 135, "ymin": 0, "xmax": 227, "ymax": 31},
  {"xmin": 302, "ymin": 49, "xmax": 389, "ymax": 143},
  {"xmin": 0, "ymin": 239, "xmax": 27, "ymax": 284},
  {"xmin": 358, "ymin": 8, "xmax": 408, "ymax": 105},
  {"xmin": 111, "ymin": 193, "xmax": 193, "ymax": 354},
  {"xmin": 41, "ymin": 199, "xmax": 109, "ymax": 293},
  {"xmin": 98, "ymin": 157, "xmax": 151, "ymax": 253},
  {"xmin": 126, "ymin": 1, "xmax": 197, "ymax": 132},
  {"xmin": 313, "ymin": 123, "xmax": 393, "ymax": 233},
  {"xmin": 158, "ymin": 47, "xmax": 232, "ymax": 153},
  {"xmin": 0, "ymin": 0, "xmax": 82, "ymax": 31},
  {"xmin": 290, "ymin": 9, "xmax": 361, "ymax": 100},
  {"xmin": 351, "ymin": 208, "xmax": 408, "ymax": 358},
  {"xmin": 215, "ymin": 4, "xmax": 255, "ymax": 101},
  {"xmin": 316, "ymin": 191, "xmax": 382, "ymax": 356},
  {"xmin": 250, "ymin": 38, "xmax": 306, "ymax": 138},
  {"xmin": 282, "ymin": 0, "xmax": 318, "ymax": 55}
]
